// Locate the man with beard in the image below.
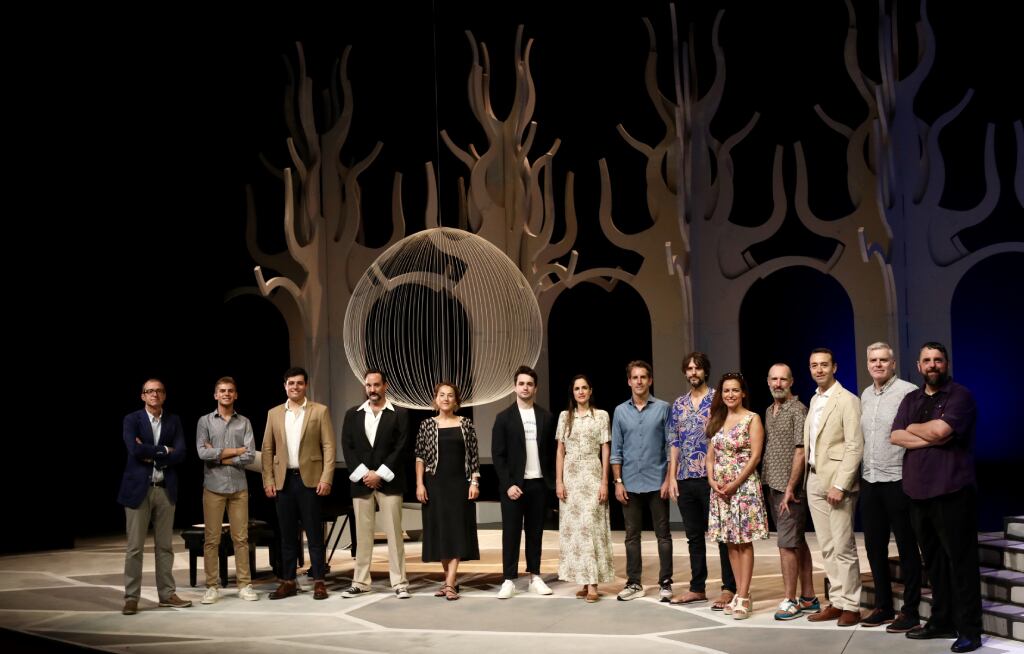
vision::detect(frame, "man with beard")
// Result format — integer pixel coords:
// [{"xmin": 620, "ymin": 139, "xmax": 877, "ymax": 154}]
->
[
  {"xmin": 891, "ymin": 343, "xmax": 982, "ymax": 653},
  {"xmin": 666, "ymin": 352, "xmax": 737, "ymax": 609},
  {"xmin": 340, "ymin": 369, "xmax": 411, "ymax": 599},
  {"xmin": 764, "ymin": 364, "xmax": 819, "ymax": 620}
]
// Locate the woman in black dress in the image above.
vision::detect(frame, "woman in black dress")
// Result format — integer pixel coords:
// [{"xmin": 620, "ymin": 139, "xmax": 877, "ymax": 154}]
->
[{"xmin": 415, "ymin": 382, "xmax": 480, "ymax": 600}]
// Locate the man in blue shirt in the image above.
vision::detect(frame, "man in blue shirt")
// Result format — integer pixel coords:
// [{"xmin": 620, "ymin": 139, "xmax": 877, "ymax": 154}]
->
[{"xmin": 611, "ymin": 360, "xmax": 674, "ymax": 601}]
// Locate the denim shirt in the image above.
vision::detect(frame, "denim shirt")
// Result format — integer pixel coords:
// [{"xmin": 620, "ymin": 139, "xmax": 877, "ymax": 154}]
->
[{"xmin": 610, "ymin": 395, "xmax": 671, "ymax": 493}]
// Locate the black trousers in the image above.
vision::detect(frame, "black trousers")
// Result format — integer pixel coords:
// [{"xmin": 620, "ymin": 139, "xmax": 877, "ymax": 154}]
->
[
  {"xmin": 910, "ymin": 485, "xmax": 982, "ymax": 639},
  {"xmin": 677, "ymin": 478, "xmax": 736, "ymax": 593},
  {"xmin": 860, "ymin": 478, "xmax": 922, "ymax": 615},
  {"xmin": 499, "ymin": 478, "xmax": 547, "ymax": 580},
  {"xmin": 622, "ymin": 490, "xmax": 673, "ymax": 586},
  {"xmin": 276, "ymin": 470, "xmax": 326, "ymax": 580}
]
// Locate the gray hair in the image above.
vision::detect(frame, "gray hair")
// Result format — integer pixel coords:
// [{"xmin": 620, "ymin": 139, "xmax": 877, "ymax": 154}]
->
[{"xmin": 865, "ymin": 342, "xmax": 894, "ymax": 357}]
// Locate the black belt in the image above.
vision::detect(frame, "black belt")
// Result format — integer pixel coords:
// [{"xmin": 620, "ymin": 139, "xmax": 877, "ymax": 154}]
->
[
  {"xmin": 150, "ymin": 480, "xmax": 166, "ymax": 488},
  {"xmin": 287, "ymin": 469, "xmax": 302, "ymax": 475}
]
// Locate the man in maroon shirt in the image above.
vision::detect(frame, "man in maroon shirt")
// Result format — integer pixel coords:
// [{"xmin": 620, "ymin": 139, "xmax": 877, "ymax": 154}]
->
[{"xmin": 890, "ymin": 342, "xmax": 981, "ymax": 653}]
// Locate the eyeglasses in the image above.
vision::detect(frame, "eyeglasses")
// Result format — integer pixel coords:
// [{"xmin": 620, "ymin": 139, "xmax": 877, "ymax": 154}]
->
[{"xmin": 142, "ymin": 389, "xmax": 166, "ymax": 395}]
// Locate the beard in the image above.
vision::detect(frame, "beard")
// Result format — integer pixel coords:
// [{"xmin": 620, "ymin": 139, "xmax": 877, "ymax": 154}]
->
[
  {"xmin": 688, "ymin": 374, "xmax": 706, "ymax": 388},
  {"xmin": 923, "ymin": 370, "xmax": 949, "ymax": 387},
  {"xmin": 770, "ymin": 389, "xmax": 788, "ymax": 400}
]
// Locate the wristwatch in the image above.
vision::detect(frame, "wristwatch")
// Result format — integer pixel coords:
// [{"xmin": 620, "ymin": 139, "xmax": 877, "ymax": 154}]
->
[{"xmin": 614, "ymin": 478, "xmax": 623, "ymax": 484}]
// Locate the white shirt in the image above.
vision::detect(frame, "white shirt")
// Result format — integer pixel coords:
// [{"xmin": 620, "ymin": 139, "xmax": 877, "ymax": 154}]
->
[
  {"xmin": 348, "ymin": 399, "xmax": 397, "ymax": 483},
  {"xmin": 520, "ymin": 407, "xmax": 542, "ymax": 479},
  {"xmin": 284, "ymin": 398, "xmax": 307, "ymax": 469},
  {"xmin": 148, "ymin": 409, "xmax": 164, "ymax": 483},
  {"xmin": 807, "ymin": 382, "xmax": 836, "ymax": 469}
]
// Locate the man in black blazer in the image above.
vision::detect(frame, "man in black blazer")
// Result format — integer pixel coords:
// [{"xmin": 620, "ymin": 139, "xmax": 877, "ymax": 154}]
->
[
  {"xmin": 492, "ymin": 365, "xmax": 557, "ymax": 598},
  {"xmin": 118, "ymin": 379, "xmax": 192, "ymax": 614},
  {"xmin": 340, "ymin": 370, "xmax": 411, "ymax": 599}
]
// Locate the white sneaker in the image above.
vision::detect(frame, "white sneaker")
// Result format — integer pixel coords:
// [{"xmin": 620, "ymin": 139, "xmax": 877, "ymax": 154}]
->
[
  {"xmin": 617, "ymin": 583, "xmax": 644, "ymax": 601},
  {"xmin": 497, "ymin": 579, "xmax": 517, "ymax": 599},
  {"xmin": 394, "ymin": 587, "xmax": 411, "ymax": 599},
  {"xmin": 201, "ymin": 587, "xmax": 220, "ymax": 604},
  {"xmin": 529, "ymin": 576, "xmax": 553, "ymax": 595},
  {"xmin": 238, "ymin": 584, "xmax": 259, "ymax": 601}
]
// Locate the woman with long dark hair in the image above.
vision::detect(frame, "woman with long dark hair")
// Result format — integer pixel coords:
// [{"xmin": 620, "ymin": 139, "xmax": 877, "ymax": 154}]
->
[
  {"xmin": 415, "ymin": 382, "xmax": 480, "ymax": 600},
  {"xmin": 554, "ymin": 374, "xmax": 614, "ymax": 602},
  {"xmin": 706, "ymin": 372, "xmax": 768, "ymax": 619}
]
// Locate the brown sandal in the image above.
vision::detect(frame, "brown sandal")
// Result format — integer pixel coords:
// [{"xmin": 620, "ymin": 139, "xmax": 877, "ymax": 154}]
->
[
  {"xmin": 434, "ymin": 585, "xmax": 447, "ymax": 597},
  {"xmin": 575, "ymin": 587, "xmax": 589, "ymax": 599},
  {"xmin": 443, "ymin": 584, "xmax": 459, "ymax": 601}
]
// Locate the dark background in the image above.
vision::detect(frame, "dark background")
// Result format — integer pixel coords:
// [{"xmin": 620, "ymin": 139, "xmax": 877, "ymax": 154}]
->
[{"xmin": 10, "ymin": 0, "xmax": 1021, "ymax": 553}]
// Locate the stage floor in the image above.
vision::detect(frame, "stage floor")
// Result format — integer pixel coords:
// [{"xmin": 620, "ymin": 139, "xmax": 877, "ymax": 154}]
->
[{"xmin": 1, "ymin": 528, "xmax": 1020, "ymax": 653}]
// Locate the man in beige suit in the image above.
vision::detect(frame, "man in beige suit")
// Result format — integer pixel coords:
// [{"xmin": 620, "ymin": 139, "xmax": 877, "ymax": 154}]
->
[
  {"xmin": 783, "ymin": 348, "xmax": 863, "ymax": 626},
  {"xmin": 262, "ymin": 366, "xmax": 335, "ymax": 600}
]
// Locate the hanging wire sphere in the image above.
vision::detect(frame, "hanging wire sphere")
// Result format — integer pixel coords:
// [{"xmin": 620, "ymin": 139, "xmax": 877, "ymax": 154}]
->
[{"xmin": 343, "ymin": 227, "xmax": 543, "ymax": 409}]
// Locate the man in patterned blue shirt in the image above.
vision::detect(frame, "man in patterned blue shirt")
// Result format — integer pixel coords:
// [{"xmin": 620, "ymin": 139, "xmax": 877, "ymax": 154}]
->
[{"xmin": 666, "ymin": 352, "xmax": 736, "ymax": 609}]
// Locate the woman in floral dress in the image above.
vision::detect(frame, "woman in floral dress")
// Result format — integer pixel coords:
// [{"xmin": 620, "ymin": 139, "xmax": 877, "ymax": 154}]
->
[
  {"xmin": 554, "ymin": 374, "xmax": 615, "ymax": 602},
  {"xmin": 706, "ymin": 372, "xmax": 768, "ymax": 619}
]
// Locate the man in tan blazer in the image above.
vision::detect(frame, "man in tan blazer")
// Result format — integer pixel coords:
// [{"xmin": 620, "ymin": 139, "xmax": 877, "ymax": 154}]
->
[
  {"xmin": 785, "ymin": 348, "xmax": 863, "ymax": 626},
  {"xmin": 262, "ymin": 366, "xmax": 335, "ymax": 600}
]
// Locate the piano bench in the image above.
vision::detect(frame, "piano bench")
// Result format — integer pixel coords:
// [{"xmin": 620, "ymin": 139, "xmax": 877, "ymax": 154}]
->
[{"xmin": 180, "ymin": 520, "xmax": 277, "ymax": 587}]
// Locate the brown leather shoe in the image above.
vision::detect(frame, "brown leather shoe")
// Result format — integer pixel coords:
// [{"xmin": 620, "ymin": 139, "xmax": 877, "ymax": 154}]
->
[
  {"xmin": 313, "ymin": 581, "xmax": 328, "ymax": 600},
  {"xmin": 268, "ymin": 580, "xmax": 298, "ymax": 600},
  {"xmin": 122, "ymin": 600, "xmax": 138, "ymax": 615},
  {"xmin": 838, "ymin": 609, "xmax": 861, "ymax": 626},
  {"xmin": 157, "ymin": 594, "xmax": 192, "ymax": 608},
  {"xmin": 806, "ymin": 605, "xmax": 843, "ymax": 622}
]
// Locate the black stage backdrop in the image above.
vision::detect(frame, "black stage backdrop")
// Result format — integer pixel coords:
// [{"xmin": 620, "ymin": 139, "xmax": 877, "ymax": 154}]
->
[{"xmin": 9, "ymin": 0, "xmax": 1021, "ymax": 552}]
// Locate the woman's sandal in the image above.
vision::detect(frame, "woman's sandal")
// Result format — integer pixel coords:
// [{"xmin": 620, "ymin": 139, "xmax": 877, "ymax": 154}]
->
[
  {"xmin": 434, "ymin": 585, "xmax": 448, "ymax": 597},
  {"xmin": 575, "ymin": 587, "xmax": 589, "ymax": 599},
  {"xmin": 713, "ymin": 591, "xmax": 736, "ymax": 612},
  {"xmin": 732, "ymin": 595, "xmax": 751, "ymax": 620},
  {"xmin": 444, "ymin": 584, "xmax": 460, "ymax": 601},
  {"xmin": 585, "ymin": 589, "xmax": 600, "ymax": 603}
]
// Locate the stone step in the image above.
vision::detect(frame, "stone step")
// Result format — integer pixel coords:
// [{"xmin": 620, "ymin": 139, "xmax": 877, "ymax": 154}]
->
[
  {"xmin": 882, "ymin": 559, "xmax": 1023, "ymax": 606},
  {"xmin": 979, "ymin": 539, "xmax": 1024, "ymax": 573},
  {"xmin": 885, "ymin": 536, "xmax": 1024, "ymax": 580},
  {"xmin": 1006, "ymin": 516, "xmax": 1024, "ymax": 542},
  {"xmin": 981, "ymin": 568, "xmax": 1024, "ymax": 606},
  {"xmin": 862, "ymin": 576, "xmax": 1024, "ymax": 642}
]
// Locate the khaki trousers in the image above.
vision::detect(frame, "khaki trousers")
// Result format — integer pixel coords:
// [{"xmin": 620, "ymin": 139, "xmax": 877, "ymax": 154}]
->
[
  {"xmin": 351, "ymin": 491, "xmax": 406, "ymax": 589},
  {"xmin": 807, "ymin": 471, "xmax": 861, "ymax": 611},
  {"xmin": 124, "ymin": 486, "xmax": 176, "ymax": 601},
  {"xmin": 202, "ymin": 488, "xmax": 251, "ymax": 588}
]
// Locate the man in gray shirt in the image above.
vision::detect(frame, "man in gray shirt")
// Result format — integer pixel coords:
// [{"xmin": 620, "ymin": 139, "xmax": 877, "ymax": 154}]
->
[
  {"xmin": 196, "ymin": 377, "xmax": 258, "ymax": 604},
  {"xmin": 859, "ymin": 343, "xmax": 921, "ymax": 632}
]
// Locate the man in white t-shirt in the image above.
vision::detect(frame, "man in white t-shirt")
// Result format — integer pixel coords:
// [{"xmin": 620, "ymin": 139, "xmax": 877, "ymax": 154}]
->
[{"xmin": 492, "ymin": 365, "xmax": 557, "ymax": 599}]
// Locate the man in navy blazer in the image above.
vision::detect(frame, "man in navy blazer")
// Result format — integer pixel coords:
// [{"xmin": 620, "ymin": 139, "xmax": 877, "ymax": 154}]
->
[
  {"xmin": 340, "ymin": 369, "xmax": 411, "ymax": 599},
  {"xmin": 492, "ymin": 365, "xmax": 556, "ymax": 599},
  {"xmin": 118, "ymin": 379, "xmax": 191, "ymax": 615}
]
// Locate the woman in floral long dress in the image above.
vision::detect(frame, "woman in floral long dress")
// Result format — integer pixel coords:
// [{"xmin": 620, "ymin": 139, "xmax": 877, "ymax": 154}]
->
[
  {"xmin": 706, "ymin": 372, "xmax": 768, "ymax": 619},
  {"xmin": 554, "ymin": 374, "xmax": 615, "ymax": 602}
]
